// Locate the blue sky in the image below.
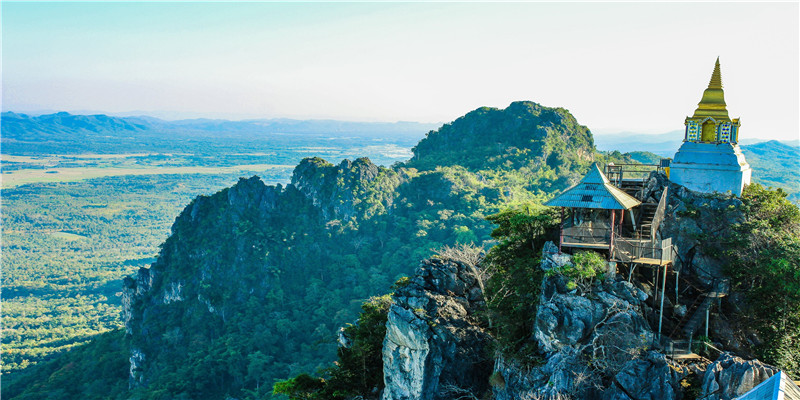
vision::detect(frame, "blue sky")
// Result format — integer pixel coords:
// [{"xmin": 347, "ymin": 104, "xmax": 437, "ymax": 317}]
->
[{"xmin": 2, "ymin": 2, "xmax": 798, "ymax": 141}]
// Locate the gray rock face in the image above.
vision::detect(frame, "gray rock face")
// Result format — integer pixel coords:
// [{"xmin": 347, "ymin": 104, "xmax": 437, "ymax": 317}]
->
[
  {"xmin": 494, "ymin": 248, "xmax": 660, "ymax": 399},
  {"xmin": 644, "ymin": 172, "xmax": 743, "ymax": 288},
  {"xmin": 382, "ymin": 258, "xmax": 492, "ymax": 400},
  {"xmin": 700, "ymin": 352, "xmax": 778, "ymax": 400},
  {"xmin": 603, "ymin": 351, "xmax": 687, "ymax": 400}
]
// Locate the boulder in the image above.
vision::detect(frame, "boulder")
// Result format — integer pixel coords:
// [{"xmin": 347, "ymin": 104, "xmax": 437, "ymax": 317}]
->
[
  {"xmin": 604, "ymin": 351, "xmax": 687, "ymax": 400},
  {"xmin": 700, "ymin": 352, "xmax": 778, "ymax": 400}
]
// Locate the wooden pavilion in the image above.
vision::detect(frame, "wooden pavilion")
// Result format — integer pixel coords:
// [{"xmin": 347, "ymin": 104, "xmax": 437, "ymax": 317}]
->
[{"xmin": 545, "ymin": 163, "xmax": 673, "ymax": 267}]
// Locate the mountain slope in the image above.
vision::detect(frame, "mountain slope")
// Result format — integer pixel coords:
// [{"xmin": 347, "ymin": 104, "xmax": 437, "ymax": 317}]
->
[
  {"xmin": 741, "ymin": 140, "xmax": 800, "ymax": 202},
  {"xmin": 409, "ymin": 101, "xmax": 594, "ymax": 172}
]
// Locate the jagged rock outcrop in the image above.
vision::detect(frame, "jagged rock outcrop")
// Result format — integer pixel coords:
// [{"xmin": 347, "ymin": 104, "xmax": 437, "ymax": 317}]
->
[
  {"xmin": 382, "ymin": 257, "xmax": 492, "ymax": 400},
  {"xmin": 603, "ymin": 351, "xmax": 687, "ymax": 400},
  {"xmin": 291, "ymin": 157, "xmax": 402, "ymax": 221},
  {"xmin": 494, "ymin": 244, "xmax": 674, "ymax": 400},
  {"xmin": 700, "ymin": 352, "xmax": 778, "ymax": 400}
]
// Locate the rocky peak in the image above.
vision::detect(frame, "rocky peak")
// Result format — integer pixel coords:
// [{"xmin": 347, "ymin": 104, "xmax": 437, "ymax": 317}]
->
[
  {"xmin": 382, "ymin": 257, "xmax": 493, "ymax": 400},
  {"xmin": 700, "ymin": 352, "xmax": 778, "ymax": 400},
  {"xmin": 291, "ymin": 156, "xmax": 401, "ymax": 221}
]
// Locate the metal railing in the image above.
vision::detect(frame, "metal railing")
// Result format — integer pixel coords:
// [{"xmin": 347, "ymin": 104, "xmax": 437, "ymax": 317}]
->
[{"xmin": 605, "ymin": 163, "xmax": 666, "ymax": 186}]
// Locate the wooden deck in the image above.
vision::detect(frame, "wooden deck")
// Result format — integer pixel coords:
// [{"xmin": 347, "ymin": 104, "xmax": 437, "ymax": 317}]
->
[
  {"xmin": 616, "ymin": 257, "xmax": 672, "ymax": 266},
  {"xmin": 561, "ymin": 241, "xmax": 609, "ymax": 250},
  {"xmin": 562, "ymin": 237, "xmax": 673, "ymax": 266}
]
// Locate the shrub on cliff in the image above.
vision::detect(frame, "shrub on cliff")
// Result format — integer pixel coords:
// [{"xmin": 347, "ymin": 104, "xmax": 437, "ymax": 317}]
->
[{"xmin": 546, "ymin": 250, "xmax": 606, "ymax": 293}]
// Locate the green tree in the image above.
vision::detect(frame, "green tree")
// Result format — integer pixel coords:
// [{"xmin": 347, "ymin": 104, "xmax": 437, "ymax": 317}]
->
[
  {"xmin": 483, "ymin": 204, "xmax": 559, "ymax": 363},
  {"xmin": 726, "ymin": 184, "xmax": 800, "ymax": 375}
]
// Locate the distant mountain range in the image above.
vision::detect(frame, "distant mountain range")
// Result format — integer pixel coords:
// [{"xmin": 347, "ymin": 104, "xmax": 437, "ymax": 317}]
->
[
  {"xmin": 3, "ymin": 111, "xmax": 796, "ymax": 201},
  {"xmin": 739, "ymin": 140, "xmax": 800, "ymax": 202},
  {"xmin": 0, "ymin": 111, "xmax": 441, "ymax": 155},
  {"xmin": 594, "ymin": 129, "xmax": 799, "ymax": 157},
  {"xmin": 1, "ymin": 111, "xmax": 440, "ymax": 138}
]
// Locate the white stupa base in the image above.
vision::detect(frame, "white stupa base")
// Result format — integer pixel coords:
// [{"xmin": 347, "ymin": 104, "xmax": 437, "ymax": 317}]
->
[{"xmin": 670, "ymin": 142, "xmax": 751, "ymax": 196}]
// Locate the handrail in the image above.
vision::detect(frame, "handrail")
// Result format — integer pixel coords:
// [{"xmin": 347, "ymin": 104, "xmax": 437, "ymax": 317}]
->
[
  {"xmin": 562, "ymin": 226, "xmax": 612, "ymax": 246},
  {"xmin": 605, "ymin": 163, "xmax": 666, "ymax": 186},
  {"xmin": 612, "ymin": 231, "xmax": 673, "ymax": 265},
  {"xmin": 649, "ymin": 187, "xmax": 669, "ymax": 243}
]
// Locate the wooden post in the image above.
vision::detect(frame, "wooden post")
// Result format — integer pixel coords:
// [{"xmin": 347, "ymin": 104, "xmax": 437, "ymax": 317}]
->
[
  {"xmin": 559, "ymin": 207, "xmax": 564, "ymax": 253},
  {"xmin": 705, "ymin": 306, "xmax": 710, "ymax": 353},
  {"xmin": 609, "ymin": 210, "xmax": 616, "ymax": 257}
]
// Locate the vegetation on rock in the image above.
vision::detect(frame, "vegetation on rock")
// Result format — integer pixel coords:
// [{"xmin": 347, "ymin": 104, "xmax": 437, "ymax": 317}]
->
[
  {"xmin": 725, "ymin": 183, "xmax": 800, "ymax": 375},
  {"xmin": 483, "ymin": 205, "xmax": 559, "ymax": 363}
]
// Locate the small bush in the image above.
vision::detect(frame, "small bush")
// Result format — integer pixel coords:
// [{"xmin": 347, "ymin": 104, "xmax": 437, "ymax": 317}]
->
[
  {"xmin": 547, "ymin": 250, "xmax": 606, "ymax": 294},
  {"xmin": 391, "ymin": 276, "xmax": 412, "ymax": 292}
]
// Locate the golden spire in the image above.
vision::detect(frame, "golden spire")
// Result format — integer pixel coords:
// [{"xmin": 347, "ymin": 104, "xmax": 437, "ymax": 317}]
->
[
  {"xmin": 692, "ymin": 57, "xmax": 730, "ymax": 121},
  {"xmin": 708, "ymin": 57, "xmax": 722, "ymax": 89}
]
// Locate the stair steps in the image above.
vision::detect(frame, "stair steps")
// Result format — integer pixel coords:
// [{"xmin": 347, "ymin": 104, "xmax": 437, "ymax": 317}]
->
[
  {"xmin": 638, "ymin": 203, "xmax": 658, "ymax": 238},
  {"xmin": 682, "ymin": 296, "xmax": 714, "ymax": 337},
  {"xmin": 669, "ymin": 278, "xmax": 730, "ymax": 339},
  {"xmin": 618, "ymin": 180, "xmax": 648, "ymax": 198}
]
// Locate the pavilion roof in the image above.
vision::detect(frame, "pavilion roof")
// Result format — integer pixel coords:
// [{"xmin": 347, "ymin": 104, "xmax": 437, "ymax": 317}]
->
[{"xmin": 544, "ymin": 164, "xmax": 642, "ymax": 210}]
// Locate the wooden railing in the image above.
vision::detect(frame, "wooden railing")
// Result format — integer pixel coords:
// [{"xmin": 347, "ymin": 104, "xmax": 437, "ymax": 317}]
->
[
  {"xmin": 648, "ymin": 187, "xmax": 669, "ymax": 243},
  {"xmin": 612, "ymin": 234, "xmax": 673, "ymax": 265},
  {"xmin": 562, "ymin": 226, "xmax": 612, "ymax": 246}
]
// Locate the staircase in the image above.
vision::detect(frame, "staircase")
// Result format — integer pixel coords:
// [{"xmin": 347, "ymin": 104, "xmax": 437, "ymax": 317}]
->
[
  {"xmin": 669, "ymin": 278, "xmax": 729, "ymax": 339},
  {"xmin": 638, "ymin": 203, "xmax": 658, "ymax": 239},
  {"xmin": 618, "ymin": 179, "xmax": 647, "ymax": 198}
]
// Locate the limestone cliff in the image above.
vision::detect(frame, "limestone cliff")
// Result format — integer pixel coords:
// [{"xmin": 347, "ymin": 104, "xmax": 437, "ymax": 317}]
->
[
  {"xmin": 382, "ymin": 257, "xmax": 492, "ymax": 400},
  {"xmin": 492, "ymin": 244, "xmax": 684, "ymax": 399}
]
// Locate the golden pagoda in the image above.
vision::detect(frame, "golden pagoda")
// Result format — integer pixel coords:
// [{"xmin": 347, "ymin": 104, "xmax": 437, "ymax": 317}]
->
[
  {"xmin": 683, "ymin": 57, "xmax": 741, "ymax": 144},
  {"xmin": 670, "ymin": 58, "xmax": 751, "ymax": 196}
]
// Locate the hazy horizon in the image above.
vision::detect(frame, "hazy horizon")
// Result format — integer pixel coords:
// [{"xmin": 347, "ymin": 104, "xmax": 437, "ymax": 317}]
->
[{"xmin": 3, "ymin": 2, "xmax": 798, "ymax": 141}]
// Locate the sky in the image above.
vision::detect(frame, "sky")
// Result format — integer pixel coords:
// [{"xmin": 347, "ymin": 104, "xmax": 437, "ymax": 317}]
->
[{"xmin": 2, "ymin": 2, "xmax": 798, "ymax": 141}]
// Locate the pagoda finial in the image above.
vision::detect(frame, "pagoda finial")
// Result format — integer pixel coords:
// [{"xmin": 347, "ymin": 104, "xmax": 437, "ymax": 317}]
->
[
  {"xmin": 692, "ymin": 57, "xmax": 729, "ymax": 120},
  {"xmin": 708, "ymin": 57, "xmax": 723, "ymax": 89}
]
